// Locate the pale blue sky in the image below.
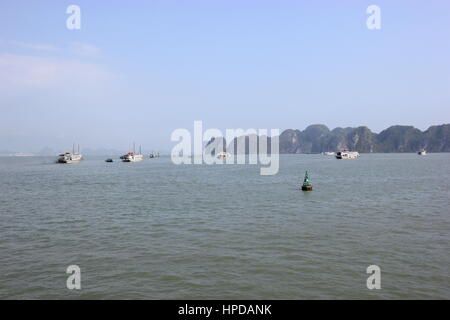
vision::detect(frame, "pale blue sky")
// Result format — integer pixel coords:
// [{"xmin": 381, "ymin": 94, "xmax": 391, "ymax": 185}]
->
[{"xmin": 0, "ymin": 0, "xmax": 449, "ymax": 152}]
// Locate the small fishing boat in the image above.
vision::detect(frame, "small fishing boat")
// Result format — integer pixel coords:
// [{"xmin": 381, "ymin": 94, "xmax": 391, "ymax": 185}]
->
[
  {"xmin": 417, "ymin": 149, "xmax": 427, "ymax": 155},
  {"xmin": 105, "ymin": 158, "xmax": 113, "ymax": 162},
  {"xmin": 301, "ymin": 171, "xmax": 313, "ymax": 191}
]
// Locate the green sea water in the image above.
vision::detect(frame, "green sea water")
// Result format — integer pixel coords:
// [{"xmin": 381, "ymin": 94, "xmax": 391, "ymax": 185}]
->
[{"xmin": 0, "ymin": 154, "xmax": 449, "ymax": 299}]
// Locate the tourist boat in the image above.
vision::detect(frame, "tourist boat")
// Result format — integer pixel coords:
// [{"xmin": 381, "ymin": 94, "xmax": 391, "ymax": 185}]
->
[
  {"xmin": 323, "ymin": 152, "xmax": 335, "ymax": 156},
  {"xmin": 417, "ymin": 149, "xmax": 427, "ymax": 155},
  {"xmin": 216, "ymin": 152, "xmax": 230, "ymax": 159},
  {"xmin": 57, "ymin": 144, "xmax": 83, "ymax": 163},
  {"xmin": 122, "ymin": 144, "xmax": 144, "ymax": 162},
  {"xmin": 122, "ymin": 152, "xmax": 144, "ymax": 162},
  {"xmin": 335, "ymin": 150, "xmax": 359, "ymax": 159}
]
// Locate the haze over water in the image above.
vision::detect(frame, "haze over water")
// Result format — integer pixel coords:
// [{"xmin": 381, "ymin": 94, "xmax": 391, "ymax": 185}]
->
[{"xmin": 0, "ymin": 154, "xmax": 449, "ymax": 299}]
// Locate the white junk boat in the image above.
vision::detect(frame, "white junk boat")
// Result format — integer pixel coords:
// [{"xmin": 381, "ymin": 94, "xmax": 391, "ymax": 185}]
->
[
  {"xmin": 122, "ymin": 152, "xmax": 144, "ymax": 162},
  {"xmin": 335, "ymin": 150, "xmax": 359, "ymax": 159},
  {"xmin": 121, "ymin": 144, "xmax": 144, "ymax": 162},
  {"xmin": 418, "ymin": 149, "xmax": 427, "ymax": 155},
  {"xmin": 57, "ymin": 144, "xmax": 83, "ymax": 163}
]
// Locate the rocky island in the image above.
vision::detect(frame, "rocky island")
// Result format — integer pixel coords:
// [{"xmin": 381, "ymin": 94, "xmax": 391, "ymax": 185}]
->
[{"xmin": 206, "ymin": 124, "xmax": 450, "ymax": 154}]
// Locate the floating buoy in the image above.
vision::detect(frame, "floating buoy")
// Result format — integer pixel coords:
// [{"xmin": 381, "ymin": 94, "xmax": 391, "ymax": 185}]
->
[{"xmin": 301, "ymin": 171, "xmax": 313, "ymax": 191}]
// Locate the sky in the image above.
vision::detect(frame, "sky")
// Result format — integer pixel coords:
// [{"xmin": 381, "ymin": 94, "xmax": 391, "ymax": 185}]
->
[{"xmin": 0, "ymin": 0, "xmax": 449, "ymax": 153}]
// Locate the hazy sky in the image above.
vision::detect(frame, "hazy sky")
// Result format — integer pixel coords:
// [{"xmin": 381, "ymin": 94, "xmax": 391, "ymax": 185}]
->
[{"xmin": 1, "ymin": 0, "xmax": 449, "ymax": 152}]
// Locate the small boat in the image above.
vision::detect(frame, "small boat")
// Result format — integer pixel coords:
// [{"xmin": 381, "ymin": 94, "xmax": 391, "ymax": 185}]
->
[
  {"xmin": 336, "ymin": 150, "xmax": 359, "ymax": 159},
  {"xmin": 105, "ymin": 158, "xmax": 113, "ymax": 162},
  {"xmin": 149, "ymin": 152, "xmax": 160, "ymax": 158},
  {"xmin": 418, "ymin": 149, "xmax": 427, "ymax": 155},
  {"xmin": 301, "ymin": 171, "xmax": 313, "ymax": 191},
  {"xmin": 217, "ymin": 152, "xmax": 230, "ymax": 159},
  {"xmin": 323, "ymin": 151, "xmax": 335, "ymax": 156},
  {"xmin": 57, "ymin": 144, "xmax": 83, "ymax": 163}
]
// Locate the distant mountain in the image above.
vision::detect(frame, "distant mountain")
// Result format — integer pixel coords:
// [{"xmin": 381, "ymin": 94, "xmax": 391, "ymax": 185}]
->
[
  {"xmin": 423, "ymin": 124, "xmax": 450, "ymax": 152},
  {"xmin": 81, "ymin": 147, "xmax": 123, "ymax": 156},
  {"xmin": 205, "ymin": 135, "xmax": 273, "ymax": 155},
  {"xmin": 0, "ymin": 149, "xmax": 15, "ymax": 156},
  {"xmin": 279, "ymin": 124, "xmax": 450, "ymax": 153},
  {"xmin": 37, "ymin": 147, "xmax": 56, "ymax": 156},
  {"xmin": 205, "ymin": 124, "xmax": 450, "ymax": 154}
]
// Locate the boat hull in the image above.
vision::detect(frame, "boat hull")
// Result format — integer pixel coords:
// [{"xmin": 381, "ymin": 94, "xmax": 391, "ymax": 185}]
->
[
  {"xmin": 336, "ymin": 151, "xmax": 359, "ymax": 159},
  {"xmin": 57, "ymin": 153, "xmax": 82, "ymax": 163},
  {"xmin": 122, "ymin": 154, "xmax": 144, "ymax": 162},
  {"xmin": 57, "ymin": 159, "xmax": 81, "ymax": 164}
]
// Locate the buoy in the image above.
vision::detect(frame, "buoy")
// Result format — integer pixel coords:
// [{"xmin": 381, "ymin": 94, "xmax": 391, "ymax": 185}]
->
[{"xmin": 301, "ymin": 171, "xmax": 313, "ymax": 191}]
